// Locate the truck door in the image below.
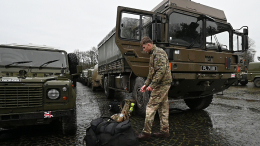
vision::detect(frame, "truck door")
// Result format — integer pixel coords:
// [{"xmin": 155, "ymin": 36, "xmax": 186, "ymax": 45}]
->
[{"xmin": 115, "ymin": 6, "xmax": 163, "ymax": 77}]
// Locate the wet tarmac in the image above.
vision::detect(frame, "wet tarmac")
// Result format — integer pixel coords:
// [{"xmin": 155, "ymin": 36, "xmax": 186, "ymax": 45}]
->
[{"xmin": 0, "ymin": 82, "xmax": 260, "ymax": 146}]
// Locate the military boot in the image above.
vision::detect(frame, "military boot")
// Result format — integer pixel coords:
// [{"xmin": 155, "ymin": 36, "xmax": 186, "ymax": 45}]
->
[
  {"xmin": 137, "ymin": 132, "xmax": 151, "ymax": 141},
  {"xmin": 152, "ymin": 132, "xmax": 170, "ymax": 138}
]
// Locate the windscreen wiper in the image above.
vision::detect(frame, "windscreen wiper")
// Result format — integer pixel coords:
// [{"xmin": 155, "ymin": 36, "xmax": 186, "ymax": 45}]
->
[
  {"xmin": 39, "ymin": 59, "xmax": 59, "ymax": 68},
  {"xmin": 186, "ymin": 34, "xmax": 201, "ymax": 49},
  {"xmin": 5, "ymin": 61, "xmax": 32, "ymax": 68}
]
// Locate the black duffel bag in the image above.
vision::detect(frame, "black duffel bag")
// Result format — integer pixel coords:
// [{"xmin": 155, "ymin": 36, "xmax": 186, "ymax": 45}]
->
[{"xmin": 83, "ymin": 117, "xmax": 139, "ymax": 146}]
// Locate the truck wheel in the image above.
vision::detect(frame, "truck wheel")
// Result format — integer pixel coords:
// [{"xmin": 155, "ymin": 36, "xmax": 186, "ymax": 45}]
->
[
  {"xmin": 233, "ymin": 80, "xmax": 239, "ymax": 86},
  {"xmin": 68, "ymin": 53, "xmax": 78, "ymax": 74},
  {"xmin": 132, "ymin": 77, "xmax": 150, "ymax": 117},
  {"xmin": 240, "ymin": 80, "xmax": 248, "ymax": 86},
  {"xmin": 184, "ymin": 95, "xmax": 213, "ymax": 110},
  {"xmin": 104, "ymin": 76, "xmax": 114, "ymax": 98},
  {"xmin": 254, "ymin": 78, "xmax": 260, "ymax": 87},
  {"xmin": 87, "ymin": 80, "xmax": 90, "ymax": 87},
  {"xmin": 61, "ymin": 106, "xmax": 77, "ymax": 135}
]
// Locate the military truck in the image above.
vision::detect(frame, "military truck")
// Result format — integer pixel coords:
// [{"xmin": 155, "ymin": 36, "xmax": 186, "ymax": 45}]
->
[
  {"xmin": 86, "ymin": 68, "xmax": 94, "ymax": 87},
  {"xmin": 98, "ymin": 0, "xmax": 248, "ymax": 115},
  {"xmin": 0, "ymin": 44, "xmax": 81, "ymax": 134},
  {"xmin": 91, "ymin": 64, "xmax": 103, "ymax": 91},
  {"xmin": 80, "ymin": 69, "xmax": 88, "ymax": 85},
  {"xmin": 233, "ymin": 27, "xmax": 249, "ymax": 85},
  {"xmin": 247, "ymin": 62, "xmax": 260, "ymax": 87}
]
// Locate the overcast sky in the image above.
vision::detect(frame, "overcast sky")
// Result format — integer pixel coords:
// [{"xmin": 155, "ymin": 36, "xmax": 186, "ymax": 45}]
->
[{"xmin": 0, "ymin": 0, "xmax": 259, "ymax": 59}]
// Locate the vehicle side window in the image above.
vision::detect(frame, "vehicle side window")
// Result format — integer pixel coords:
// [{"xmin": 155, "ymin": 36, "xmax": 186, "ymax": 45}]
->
[{"xmin": 120, "ymin": 12, "xmax": 152, "ymax": 40}]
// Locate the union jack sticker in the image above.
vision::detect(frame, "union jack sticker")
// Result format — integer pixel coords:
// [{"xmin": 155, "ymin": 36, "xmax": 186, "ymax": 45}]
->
[{"xmin": 44, "ymin": 111, "xmax": 53, "ymax": 118}]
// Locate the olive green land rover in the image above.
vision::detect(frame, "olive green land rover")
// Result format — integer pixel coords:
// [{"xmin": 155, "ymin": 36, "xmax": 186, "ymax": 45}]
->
[
  {"xmin": 86, "ymin": 68, "xmax": 94, "ymax": 87},
  {"xmin": 0, "ymin": 44, "xmax": 82, "ymax": 134},
  {"xmin": 247, "ymin": 62, "xmax": 260, "ymax": 87}
]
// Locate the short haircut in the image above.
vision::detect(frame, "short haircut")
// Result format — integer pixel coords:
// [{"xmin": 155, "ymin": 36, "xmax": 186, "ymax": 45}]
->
[{"xmin": 140, "ymin": 36, "xmax": 153, "ymax": 45}]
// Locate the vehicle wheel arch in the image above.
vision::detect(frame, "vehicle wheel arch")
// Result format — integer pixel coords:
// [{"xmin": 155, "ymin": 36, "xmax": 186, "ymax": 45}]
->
[{"xmin": 253, "ymin": 78, "xmax": 260, "ymax": 88}]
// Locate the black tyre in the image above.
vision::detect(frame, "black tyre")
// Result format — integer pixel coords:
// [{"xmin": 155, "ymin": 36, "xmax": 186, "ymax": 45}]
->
[
  {"xmin": 132, "ymin": 77, "xmax": 150, "ymax": 116},
  {"xmin": 104, "ymin": 76, "xmax": 114, "ymax": 98},
  {"xmin": 87, "ymin": 80, "xmax": 91, "ymax": 87},
  {"xmin": 184, "ymin": 95, "xmax": 213, "ymax": 110},
  {"xmin": 233, "ymin": 80, "xmax": 239, "ymax": 86},
  {"xmin": 254, "ymin": 78, "xmax": 260, "ymax": 88},
  {"xmin": 61, "ymin": 106, "xmax": 77, "ymax": 135},
  {"xmin": 240, "ymin": 80, "xmax": 248, "ymax": 86},
  {"xmin": 68, "ymin": 53, "xmax": 78, "ymax": 74}
]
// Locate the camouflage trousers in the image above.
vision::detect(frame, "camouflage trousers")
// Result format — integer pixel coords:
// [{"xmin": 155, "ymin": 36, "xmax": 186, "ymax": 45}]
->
[{"xmin": 142, "ymin": 84, "xmax": 171, "ymax": 134}]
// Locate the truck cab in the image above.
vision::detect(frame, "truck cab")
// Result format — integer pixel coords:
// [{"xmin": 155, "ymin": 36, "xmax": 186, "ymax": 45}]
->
[
  {"xmin": 233, "ymin": 27, "xmax": 249, "ymax": 85},
  {"xmin": 98, "ymin": 0, "xmax": 248, "ymax": 115},
  {"xmin": 91, "ymin": 64, "xmax": 103, "ymax": 91}
]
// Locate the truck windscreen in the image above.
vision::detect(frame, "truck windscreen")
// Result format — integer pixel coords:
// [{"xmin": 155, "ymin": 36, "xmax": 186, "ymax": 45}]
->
[
  {"xmin": 169, "ymin": 12, "xmax": 203, "ymax": 47},
  {"xmin": 0, "ymin": 47, "xmax": 67, "ymax": 68},
  {"xmin": 206, "ymin": 21, "xmax": 231, "ymax": 51}
]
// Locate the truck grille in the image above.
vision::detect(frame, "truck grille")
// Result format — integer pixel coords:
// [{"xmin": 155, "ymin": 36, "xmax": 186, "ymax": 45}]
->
[{"xmin": 0, "ymin": 85, "xmax": 43, "ymax": 108}]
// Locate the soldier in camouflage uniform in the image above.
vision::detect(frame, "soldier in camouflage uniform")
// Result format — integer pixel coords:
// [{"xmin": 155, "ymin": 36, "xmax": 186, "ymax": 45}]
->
[{"xmin": 137, "ymin": 36, "xmax": 172, "ymax": 141}]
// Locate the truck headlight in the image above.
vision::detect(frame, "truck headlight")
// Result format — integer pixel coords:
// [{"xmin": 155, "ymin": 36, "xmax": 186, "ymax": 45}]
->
[{"xmin": 47, "ymin": 89, "xmax": 60, "ymax": 99}]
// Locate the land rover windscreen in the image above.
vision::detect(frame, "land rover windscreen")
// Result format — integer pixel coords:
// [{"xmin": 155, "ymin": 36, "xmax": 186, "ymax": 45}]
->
[{"xmin": 0, "ymin": 47, "xmax": 67, "ymax": 69}]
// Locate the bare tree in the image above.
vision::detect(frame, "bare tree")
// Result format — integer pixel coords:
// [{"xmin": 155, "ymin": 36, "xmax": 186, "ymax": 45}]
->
[
  {"xmin": 73, "ymin": 47, "xmax": 98, "ymax": 69},
  {"xmin": 244, "ymin": 37, "xmax": 256, "ymax": 62}
]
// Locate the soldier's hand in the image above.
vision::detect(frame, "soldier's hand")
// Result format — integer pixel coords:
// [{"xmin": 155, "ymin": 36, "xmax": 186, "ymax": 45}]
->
[
  {"xmin": 140, "ymin": 85, "xmax": 147, "ymax": 92},
  {"xmin": 146, "ymin": 86, "xmax": 153, "ymax": 91}
]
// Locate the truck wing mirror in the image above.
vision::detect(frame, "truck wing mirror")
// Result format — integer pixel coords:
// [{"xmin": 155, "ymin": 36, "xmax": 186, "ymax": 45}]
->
[
  {"xmin": 243, "ymin": 28, "xmax": 248, "ymax": 35},
  {"xmin": 242, "ymin": 35, "xmax": 248, "ymax": 50},
  {"xmin": 242, "ymin": 28, "xmax": 249, "ymax": 51}
]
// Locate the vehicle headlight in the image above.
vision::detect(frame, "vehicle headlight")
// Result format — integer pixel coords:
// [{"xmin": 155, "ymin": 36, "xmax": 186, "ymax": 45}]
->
[{"xmin": 47, "ymin": 89, "xmax": 60, "ymax": 99}]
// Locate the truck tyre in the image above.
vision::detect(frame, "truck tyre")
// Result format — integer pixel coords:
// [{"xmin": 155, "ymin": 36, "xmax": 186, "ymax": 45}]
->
[
  {"xmin": 254, "ymin": 78, "xmax": 260, "ymax": 88},
  {"xmin": 240, "ymin": 80, "xmax": 248, "ymax": 86},
  {"xmin": 68, "ymin": 53, "xmax": 78, "ymax": 74},
  {"xmin": 104, "ymin": 76, "xmax": 114, "ymax": 98},
  {"xmin": 184, "ymin": 95, "xmax": 213, "ymax": 110},
  {"xmin": 61, "ymin": 106, "xmax": 77, "ymax": 135},
  {"xmin": 233, "ymin": 80, "xmax": 239, "ymax": 86},
  {"xmin": 132, "ymin": 77, "xmax": 150, "ymax": 117},
  {"xmin": 87, "ymin": 80, "xmax": 91, "ymax": 87}
]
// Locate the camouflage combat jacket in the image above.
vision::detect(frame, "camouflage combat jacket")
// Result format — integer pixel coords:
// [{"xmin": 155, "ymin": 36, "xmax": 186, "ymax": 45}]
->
[{"xmin": 144, "ymin": 45, "xmax": 172, "ymax": 89}]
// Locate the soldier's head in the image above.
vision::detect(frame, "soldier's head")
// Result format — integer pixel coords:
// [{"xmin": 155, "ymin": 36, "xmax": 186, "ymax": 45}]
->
[{"xmin": 140, "ymin": 36, "xmax": 153, "ymax": 54}]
